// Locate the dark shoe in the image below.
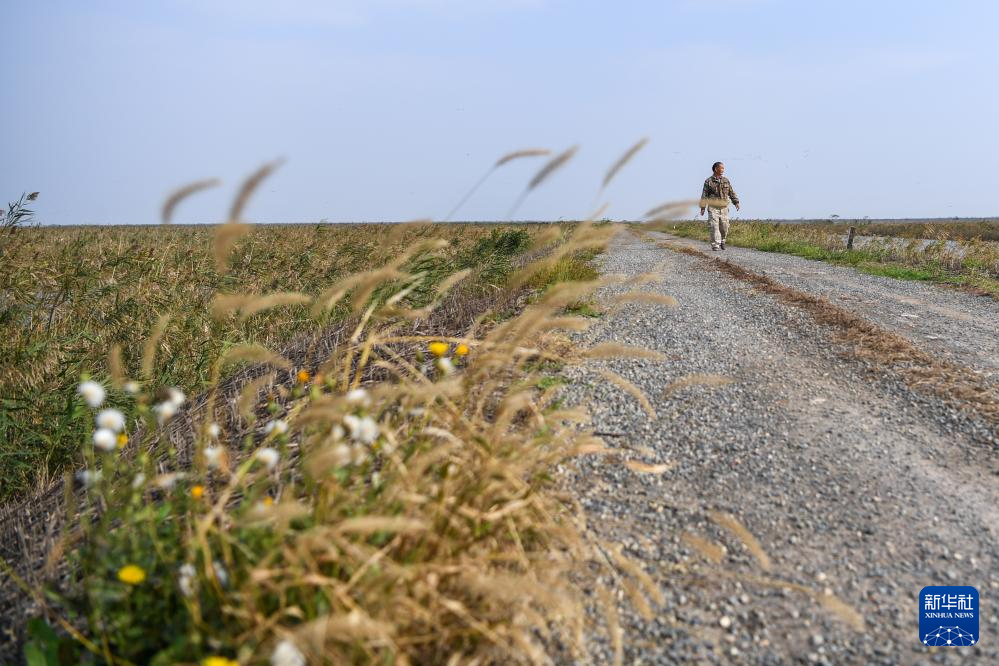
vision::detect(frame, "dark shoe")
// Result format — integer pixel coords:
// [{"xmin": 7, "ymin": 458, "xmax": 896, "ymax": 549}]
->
[{"xmin": 720, "ymin": 241, "xmax": 726, "ymax": 250}]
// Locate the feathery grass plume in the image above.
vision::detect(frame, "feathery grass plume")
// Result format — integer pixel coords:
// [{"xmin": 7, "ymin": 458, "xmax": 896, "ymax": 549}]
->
[
  {"xmin": 598, "ymin": 369, "xmax": 657, "ymax": 419},
  {"xmin": 624, "ymin": 460, "xmax": 674, "ymax": 474},
  {"xmin": 221, "ymin": 344, "xmax": 292, "ymax": 371},
  {"xmin": 507, "ymin": 145, "xmax": 580, "ymax": 218},
  {"xmin": 813, "ymin": 590, "xmax": 865, "ymax": 631},
  {"xmin": 570, "ymin": 440, "xmax": 612, "ymax": 456},
  {"xmin": 310, "ymin": 272, "xmax": 368, "ymax": 318},
  {"xmin": 491, "ymin": 390, "xmax": 534, "ymax": 439},
  {"xmin": 709, "ymin": 511, "xmax": 772, "ymax": 572},
  {"xmin": 108, "ymin": 344, "xmax": 125, "ymax": 389},
  {"xmin": 725, "ymin": 572, "xmax": 864, "ymax": 631},
  {"xmin": 699, "ymin": 197, "xmax": 730, "ymax": 209},
  {"xmin": 605, "ymin": 542, "xmax": 665, "ymax": 606},
  {"xmin": 211, "ymin": 292, "xmax": 312, "ymax": 323},
  {"xmin": 583, "ymin": 342, "xmax": 667, "ymax": 361},
  {"xmin": 596, "ymin": 584, "xmax": 623, "ymax": 666},
  {"xmin": 238, "ymin": 371, "xmax": 277, "ymax": 422},
  {"xmin": 539, "ymin": 316, "xmax": 592, "ymax": 331},
  {"xmin": 530, "ymin": 145, "xmax": 579, "ymax": 190},
  {"xmin": 612, "ymin": 292, "xmax": 678, "ymax": 307},
  {"xmin": 496, "ymin": 147, "xmax": 553, "ymax": 167},
  {"xmin": 443, "ymin": 149, "xmax": 550, "ymax": 221},
  {"xmin": 161, "ymin": 178, "xmax": 220, "ymax": 224},
  {"xmin": 602, "ymin": 137, "xmax": 649, "ymax": 190},
  {"xmin": 681, "ymin": 532, "xmax": 725, "ymax": 564},
  {"xmin": 663, "ymin": 373, "xmax": 733, "ymax": 396},
  {"xmin": 642, "ymin": 199, "xmax": 698, "ymax": 224},
  {"xmin": 348, "ymin": 266, "xmax": 410, "ymax": 313},
  {"xmin": 228, "ymin": 159, "xmax": 283, "ymax": 223},
  {"xmin": 213, "ymin": 221, "xmax": 251, "ymax": 273},
  {"xmin": 140, "ymin": 314, "xmax": 171, "ymax": 380},
  {"xmin": 335, "ymin": 516, "xmax": 427, "ymax": 535}
]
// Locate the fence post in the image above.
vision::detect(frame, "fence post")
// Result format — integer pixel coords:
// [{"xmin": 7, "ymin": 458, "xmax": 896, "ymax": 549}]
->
[{"xmin": 847, "ymin": 226, "xmax": 856, "ymax": 250}]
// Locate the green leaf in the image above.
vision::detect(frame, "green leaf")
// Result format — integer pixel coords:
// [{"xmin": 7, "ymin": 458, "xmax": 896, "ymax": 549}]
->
[{"xmin": 24, "ymin": 617, "xmax": 61, "ymax": 666}]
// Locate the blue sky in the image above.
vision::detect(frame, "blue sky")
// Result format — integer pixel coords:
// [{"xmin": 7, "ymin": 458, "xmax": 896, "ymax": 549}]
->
[{"xmin": 3, "ymin": 0, "xmax": 998, "ymax": 224}]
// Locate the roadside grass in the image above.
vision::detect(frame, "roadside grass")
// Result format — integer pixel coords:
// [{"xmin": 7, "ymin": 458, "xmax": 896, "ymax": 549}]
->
[
  {"xmin": 1, "ymin": 215, "xmax": 635, "ymax": 664},
  {"xmin": 659, "ymin": 220, "xmax": 999, "ymax": 297},
  {"xmin": 0, "ymin": 222, "xmax": 554, "ymax": 502},
  {"xmin": 795, "ymin": 219, "xmax": 999, "ymax": 242}
]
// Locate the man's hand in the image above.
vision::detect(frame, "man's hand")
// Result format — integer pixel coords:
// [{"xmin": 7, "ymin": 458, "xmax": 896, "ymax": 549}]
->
[
  {"xmin": 735, "ymin": 204, "xmax": 740, "ymax": 212},
  {"xmin": 699, "ymin": 208, "xmax": 705, "ymax": 216}
]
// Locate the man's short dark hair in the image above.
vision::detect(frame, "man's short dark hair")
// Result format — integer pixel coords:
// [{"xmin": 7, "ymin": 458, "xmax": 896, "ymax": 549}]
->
[{"xmin": 712, "ymin": 161, "xmax": 723, "ymax": 172}]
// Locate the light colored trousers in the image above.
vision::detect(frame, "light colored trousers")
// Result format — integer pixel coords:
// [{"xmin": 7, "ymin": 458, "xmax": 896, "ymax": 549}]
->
[{"xmin": 707, "ymin": 206, "xmax": 730, "ymax": 248}]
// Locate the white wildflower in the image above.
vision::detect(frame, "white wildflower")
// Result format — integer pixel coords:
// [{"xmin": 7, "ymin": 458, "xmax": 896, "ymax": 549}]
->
[
  {"xmin": 203, "ymin": 446, "xmax": 224, "ymax": 469},
  {"xmin": 356, "ymin": 416, "xmax": 379, "ymax": 444},
  {"xmin": 178, "ymin": 563, "xmax": 196, "ymax": 597},
  {"xmin": 207, "ymin": 422, "xmax": 221, "ymax": 438},
  {"xmin": 345, "ymin": 388, "xmax": 370, "ymax": 406},
  {"xmin": 271, "ymin": 639, "xmax": 306, "ymax": 666},
  {"xmin": 154, "ymin": 472, "xmax": 185, "ymax": 490},
  {"xmin": 331, "ymin": 443, "xmax": 352, "ymax": 467},
  {"xmin": 263, "ymin": 419, "xmax": 288, "ymax": 436},
  {"xmin": 96, "ymin": 408, "xmax": 125, "ymax": 433},
  {"xmin": 436, "ymin": 357, "xmax": 455, "ymax": 376},
  {"xmin": 123, "ymin": 380, "xmax": 140, "ymax": 395},
  {"xmin": 212, "ymin": 560, "xmax": 229, "ymax": 587},
  {"xmin": 153, "ymin": 401, "xmax": 178, "ymax": 424},
  {"xmin": 331, "ymin": 424, "xmax": 345, "ymax": 441},
  {"xmin": 92, "ymin": 428, "xmax": 117, "ymax": 452},
  {"xmin": 76, "ymin": 469, "xmax": 102, "ymax": 487},
  {"xmin": 166, "ymin": 387, "xmax": 186, "ymax": 408},
  {"xmin": 371, "ymin": 471, "xmax": 382, "ymax": 488},
  {"xmin": 344, "ymin": 414, "xmax": 379, "ymax": 445},
  {"xmin": 256, "ymin": 447, "xmax": 280, "ymax": 471},
  {"xmin": 131, "ymin": 472, "xmax": 146, "ymax": 489},
  {"xmin": 77, "ymin": 381, "xmax": 106, "ymax": 408}
]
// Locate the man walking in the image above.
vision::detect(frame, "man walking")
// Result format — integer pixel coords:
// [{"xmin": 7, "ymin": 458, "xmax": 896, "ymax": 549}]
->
[{"xmin": 699, "ymin": 162, "xmax": 740, "ymax": 250}]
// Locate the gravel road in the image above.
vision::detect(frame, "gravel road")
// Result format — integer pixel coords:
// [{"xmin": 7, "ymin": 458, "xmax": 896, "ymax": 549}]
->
[{"xmin": 558, "ymin": 228, "xmax": 999, "ymax": 664}]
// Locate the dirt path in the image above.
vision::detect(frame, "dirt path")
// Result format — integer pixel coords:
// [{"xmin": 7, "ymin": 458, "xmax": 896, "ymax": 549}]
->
[{"xmin": 561, "ymin": 229, "xmax": 999, "ymax": 664}]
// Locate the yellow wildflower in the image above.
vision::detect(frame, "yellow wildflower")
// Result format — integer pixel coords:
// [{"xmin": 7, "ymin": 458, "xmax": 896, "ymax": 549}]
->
[
  {"xmin": 262, "ymin": 496, "xmax": 274, "ymax": 507},
  {"xmin": 117, "ymin": 564, "xmax": 146, "ymax": 585},
  {"xmin": 455, "ymin": 343, "xmax": 470, "ymax": 357},
  {"xmin": 202, "ymin": 657, "xmax": 239, "ymax": 666},
  {"xmin": 296, "ymin": 369, "xmax": 310, "ymax": 384},
  {"xmin": 428, "ymin": 341, "xmax": 449, "ymax": 358},
  {"xmin": 191, "ymin": 485, "xmax": 205, "ymax": 500},
  {"xmin": 117, "ymin": 433, "xmax": 129, "ymax": 449}
]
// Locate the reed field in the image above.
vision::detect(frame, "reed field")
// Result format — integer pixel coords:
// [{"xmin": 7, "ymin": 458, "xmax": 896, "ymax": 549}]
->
[
  {"xmin": 0, "ymin": 221, "xmax": 580, "ymax": 502},
  {"xmin": 660, "ymin": 219, "xmax": 999, "ymax": 296}
]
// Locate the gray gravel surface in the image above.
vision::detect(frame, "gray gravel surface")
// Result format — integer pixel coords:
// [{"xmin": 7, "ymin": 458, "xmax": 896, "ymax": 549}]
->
[
  {"xmin": 659, "ymin": 232, "xmax": 999, "ymax": 387},
  {"xmin": 557, "ymin": 229, "xmax": 999, "ymax": 664}
]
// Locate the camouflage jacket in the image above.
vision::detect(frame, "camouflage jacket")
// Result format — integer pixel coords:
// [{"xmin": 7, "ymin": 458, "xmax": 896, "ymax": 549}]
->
[{"xmin": 700, "ymin": 176, "xmax": 739, "ymax": 208}]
